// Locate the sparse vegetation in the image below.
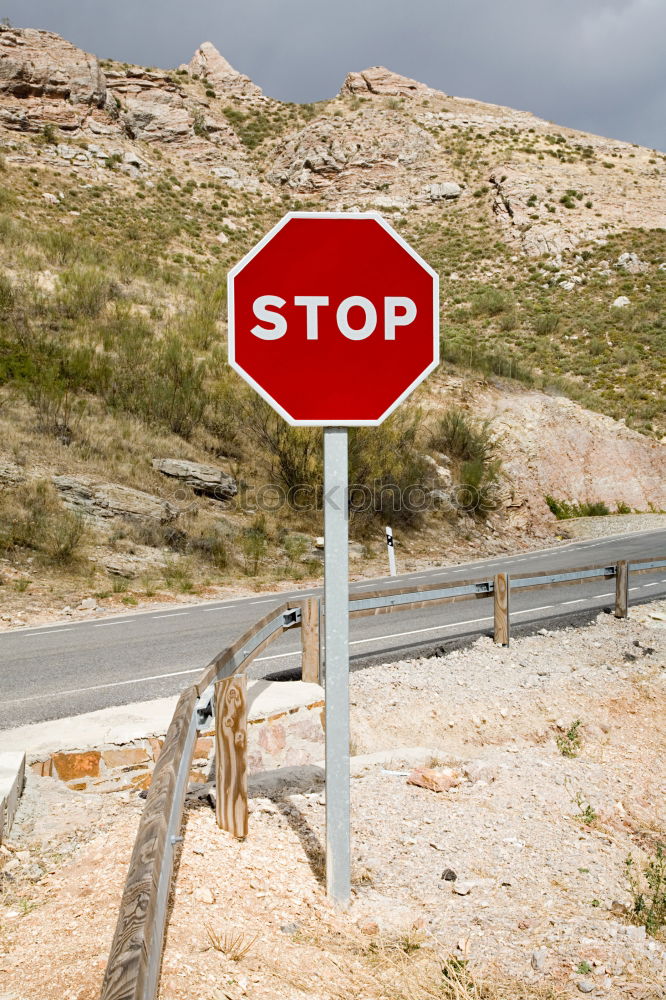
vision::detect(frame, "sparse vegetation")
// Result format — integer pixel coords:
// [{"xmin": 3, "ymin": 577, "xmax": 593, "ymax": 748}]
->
[
  {"xmin": 545, "ymin": 496, "xmax": 611, "ymax": 520},
  {"xmin": 204, "ymin": 924, "xmax": 259, "ymax": 961},
  {"xmin": 626, "ymin": 845, "xmax": 666, "ymax": 936},
  {"xmin": 556, "ymin": 719, "xmax": 582, "ymax": 757},
  {"xmin": 0, "ymin": 481, "xmax": 87, "ymax": 566}
]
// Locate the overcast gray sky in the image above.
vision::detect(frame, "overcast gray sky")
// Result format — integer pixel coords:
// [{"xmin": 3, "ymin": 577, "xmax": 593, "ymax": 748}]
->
[{"xmin": 4, "ymin": 0, "xmax": 665, "ymax": 150}]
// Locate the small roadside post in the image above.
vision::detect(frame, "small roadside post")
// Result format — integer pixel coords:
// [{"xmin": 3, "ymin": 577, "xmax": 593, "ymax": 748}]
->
[
  {"xmin": 227, "ymin": 212, "xmax": 439, "ymax": 906},
  {"xmin": 386, "ymin": 526, "xmax": 397, "ymax": 577}
]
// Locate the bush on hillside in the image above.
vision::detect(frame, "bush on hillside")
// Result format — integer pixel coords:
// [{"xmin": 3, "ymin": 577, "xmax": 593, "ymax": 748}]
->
[
  {"xmin": 545, "ymin": 496, "xmax": 611, "ymax": 519},
  {"xmin": 429, "ymin": 407, "xmax": 502, "ymax": 516},
  {"xmin": 0, "ymin": 480, "xmax": 87, "ymax": 566}
]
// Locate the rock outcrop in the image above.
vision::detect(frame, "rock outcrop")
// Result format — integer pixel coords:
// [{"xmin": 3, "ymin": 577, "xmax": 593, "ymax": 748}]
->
[
  {"xmin": 268, "ymin": 112, "xmax": 436, "ymax": 191},
  {"xmin": 340, "ymin": 66, "xmax": 433, "ymax": 99},
  {"xmin": 152, "ymin": 459, "xmax": 238, "ymax": 501},
  {"xmin": 476, "ymin": 387, "xmax": 666, "ymax": 515},
  {"xmin": 0, "ymin": 25, "xmax": 106, "ymax": 106},
  {"xmin": 184, "ymin": 42, "xmax": 262, "ymax": 98},
  {"xmin": 52, "ymin": 475, "xmax": 178, "ymax": 525}
]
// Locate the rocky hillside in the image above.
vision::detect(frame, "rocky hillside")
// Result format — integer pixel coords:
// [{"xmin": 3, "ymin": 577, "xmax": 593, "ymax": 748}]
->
[{"xmin": 0, "ymin": 24, "xmax": 664, "ymax": 617}]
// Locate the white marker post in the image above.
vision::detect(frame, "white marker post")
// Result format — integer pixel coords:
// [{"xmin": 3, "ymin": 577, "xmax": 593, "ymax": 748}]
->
[
  {"xmin": 385, "ymin": 526, "xmax": 397, "ymax": 577},
  {"xmin": 324, "ymin": 428, "xmax": 351, "ymax": 906}
]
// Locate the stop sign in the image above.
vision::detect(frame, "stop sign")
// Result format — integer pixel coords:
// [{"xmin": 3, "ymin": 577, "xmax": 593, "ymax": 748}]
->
[{"xmin": 228, "ymin": 212, "xmax": 439, "ymax": 425}]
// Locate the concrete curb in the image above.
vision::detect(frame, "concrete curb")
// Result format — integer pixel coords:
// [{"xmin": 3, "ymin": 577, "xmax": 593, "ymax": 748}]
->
[
  {"xmin": 0, "ymin": 680, "xmax": 324, "ymax": 757},
  {"xmin": 0, "ymin": 681, "xmax": 325, "ymax": 795},
  {"xmin": 0, "ymin": 751, "xmax": 25, "ymax": 843}
]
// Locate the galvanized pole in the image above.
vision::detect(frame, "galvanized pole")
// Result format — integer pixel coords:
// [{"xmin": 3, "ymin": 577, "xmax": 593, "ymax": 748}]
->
[{"xmin": 323, "ymin": 426, "xmax": 350, "ymax": 906}]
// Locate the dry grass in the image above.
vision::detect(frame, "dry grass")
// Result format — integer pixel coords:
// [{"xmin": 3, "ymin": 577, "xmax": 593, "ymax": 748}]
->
[
  {"xmin": 276, "ymin": 925, "xmax": 570, "ymax": 1000},
  {"xmin": 204, "ymin": 924, "xmax": 259, "ymax": 961}
]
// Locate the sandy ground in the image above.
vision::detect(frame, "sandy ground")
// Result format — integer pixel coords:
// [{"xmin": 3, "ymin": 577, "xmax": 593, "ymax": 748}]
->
[{"xmin": 0, "ymin": 601, "xmax": 665, "ymax": 999}]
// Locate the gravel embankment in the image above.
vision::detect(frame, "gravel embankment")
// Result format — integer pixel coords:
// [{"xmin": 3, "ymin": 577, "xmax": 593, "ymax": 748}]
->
[{"xmin": 0, "ymin": 602, "xmax": 664, "ymax": 999}]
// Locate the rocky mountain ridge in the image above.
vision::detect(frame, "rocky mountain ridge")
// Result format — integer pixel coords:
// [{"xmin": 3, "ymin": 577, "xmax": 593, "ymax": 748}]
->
[{"xmin": 0, "ymin": 23, "xmax": 663, "ymax": 619}]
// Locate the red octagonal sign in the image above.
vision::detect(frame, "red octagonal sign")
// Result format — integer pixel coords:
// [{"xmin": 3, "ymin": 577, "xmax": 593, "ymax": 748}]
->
[{"xmin": 228, "ymin": 212, "xmax": 439, "ymax": 426}]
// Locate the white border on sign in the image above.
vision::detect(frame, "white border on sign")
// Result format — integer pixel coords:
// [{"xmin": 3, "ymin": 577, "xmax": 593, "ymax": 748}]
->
[{"xmin": 227, "ymin": 211, "xmax": 440, "ymax": 427}]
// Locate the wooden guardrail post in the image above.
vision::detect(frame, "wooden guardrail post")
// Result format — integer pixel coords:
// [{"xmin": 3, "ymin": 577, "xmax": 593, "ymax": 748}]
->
[
  {"xmin": 215, "ymin": 676, "xmax": 248, "ymax": 839},
  {"xmin": 301, "ymin": 597, "xmax": 321, "ymax": 684},
  {"xmin": 615, "ymin": 560, "xmax": 629, "ymax": 618},
  {"xmin": 493, "ymin": 573, "xmax": 510, "ymax": 646}
]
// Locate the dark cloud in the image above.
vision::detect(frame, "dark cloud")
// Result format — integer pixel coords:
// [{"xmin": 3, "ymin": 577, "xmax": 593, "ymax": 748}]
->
[{"xmin": 3, "ymin": 0, "xmax": 664, "ymax": 149}]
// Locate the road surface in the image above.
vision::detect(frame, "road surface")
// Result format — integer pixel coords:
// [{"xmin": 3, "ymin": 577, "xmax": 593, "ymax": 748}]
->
[{"xmin": 0, "ymin": 529, "xmax": 664, "ymax": 729}]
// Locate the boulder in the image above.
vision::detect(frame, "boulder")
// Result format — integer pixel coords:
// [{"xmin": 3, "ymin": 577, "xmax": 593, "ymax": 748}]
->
[
  {"xmin": 184, "ymin": 42, "xmax": 262, "ymax": 98},
  {"xmin": 340, "ymin": 66, "xmax": 432, "ymax": 99},
  {"xmin": 428, "ymin": 182, "xmax": 462, "ymax": 201},
  {"xmin": 151, "ymin": 459, "xmax": 238, "ymax": 501},
  {"xmin": 0, "ymin": 25, "xmax": 106, "ymax": 106},
  {"xmin": 616, "ymin": 252, "xmax": 648, "ymax": 274},
  {"xmin": 52, "ymin": 474, "xmax": 178, "ymax": 524}
]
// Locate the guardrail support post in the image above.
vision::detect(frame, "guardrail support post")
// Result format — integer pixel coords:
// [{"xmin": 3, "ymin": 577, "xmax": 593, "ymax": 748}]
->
[
  {"xmin": 494, "ymin": 573, "xmax": 510, "ymax": 646},
  {"xmin": 215, "ymin": 676, "xmax": 248, "ymax": 839},
  {"xmin": 615, "ymin": 560, "xmax": 629, "ymax": 619},
  {"xmin": 301, "ymin": 598, "xmax": 321, "ymax": 685}
]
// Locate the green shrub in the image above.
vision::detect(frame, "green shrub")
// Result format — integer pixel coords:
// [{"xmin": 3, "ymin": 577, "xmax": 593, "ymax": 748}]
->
[
  {"xmin": 533, "ymin": 313, "xmax": 560, "ymax": 335},
  {"xmin": 243, "ymin": 395, "xmax": 322, "ymax": 494},
  {"xmin": 626, "ymin": 845, "xmax": 666, "ymax": 936},
  {"xmin": 556, "ymin": 720, "xmax": 582, "ymax": 757},
  {"xmin": 429, "ymin": 407, "xmax": 495, "ymax": 465},
  {"xmin": 242, "ymin": 515, "xmax": 269, "ymax": 575},
  {"xmin": 430, "ymin": 408, "xmax": 502, "ymax": 517},
  {"xmin": 470, "ymin": 286, "xmax": 509, "ymax": 316},
  {"xmin": 58, "ymin": 267, "xmax": 115, "ymax": 319},
  {"xmin": 0, "ymin": 481, "xmax": 87, "ymax": 566},
  {"xmin": 349, "ymin": 411, "xmax": 431, "ymax": 533},
  {"xmin": 189, "ymin": 527, "xmax": 230, "ymax": 569},
  {"xmin": 546, "ymin": 496, "xmax": 610, "ymax": 519}
]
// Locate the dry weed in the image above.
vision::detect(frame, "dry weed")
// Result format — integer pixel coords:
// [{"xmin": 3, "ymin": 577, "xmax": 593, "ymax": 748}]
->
[{"xmin": 204, "ymin": 924, "xmax": 259, "ymax": 961}]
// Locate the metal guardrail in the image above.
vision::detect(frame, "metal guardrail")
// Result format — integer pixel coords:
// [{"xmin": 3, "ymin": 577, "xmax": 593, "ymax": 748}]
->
[{"xmin": 99, "ymin": 553, "xmax": 665, "ymax": 1000}]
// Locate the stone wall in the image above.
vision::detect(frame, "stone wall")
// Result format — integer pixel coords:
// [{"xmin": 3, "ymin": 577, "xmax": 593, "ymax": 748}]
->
[{"xmin": 28, "ymin": 697, "xmax": 325, "ymax": 793}]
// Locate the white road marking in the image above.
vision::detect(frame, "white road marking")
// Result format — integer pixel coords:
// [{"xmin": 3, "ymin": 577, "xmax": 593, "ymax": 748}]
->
[
  {"xmin": 255, "ymin": 649, "xmax": 300, "ymax": 663},
  {"xmin": 14, "ymin": 628, "xmax": 74, "ymax": 637},
  {"xmin": 643, "ymin": 582, "xmax": 660, "ymax": 588},
  {"xmin": 0, "ymin": 666, "xmax": 202, "ymax": 705},
  {"xmin": 152, "ymin": 612, "xmax": 190, "ymax": 619},
  {"xmin": 561, "ymin": 599, "xmax": 585, "ymax": 605},
  {"xmin": 94, "ymin": 621, "xmax": 130, "ymax": 628},
  {"xmin": 513, "ymin": 605, "xmax": 554, "ymax": 614},
  {"xmin": 349, "ymin": 616, "xmax": 494, "ymax": 645}
]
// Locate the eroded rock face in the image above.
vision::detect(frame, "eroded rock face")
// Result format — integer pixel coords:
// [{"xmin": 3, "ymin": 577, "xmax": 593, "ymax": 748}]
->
[
  {"xmin": 489, "ymin": 160, "xmax": 666, "ymax": 257},
  {"xmin": 104, "ymin": 69, "xmax": 193, "ymax": 143},
  {"xmin": 268, "ymin": 111, "xmax": 436, "ymax": 191},
  {"xmin": 52, "ymin": 475, "xmax": 178, "ymax": 524},
  {"xmin": 152, "ymin": 459, "xmax": 238, "ymax": 501},
  {"xmin": 0, "ymin": 25, "xmax": 106, "ymax": 106},
  {"xmin": 477, "ymin": 389, "xmax": 666, "ymax": 515},
  {"xmin": 185, "ymin": 42, "xmax": 262, "ymax": 98},
  {"xmin": 341, "ymin": 66, "xmax": 433, "ymax": 99}
]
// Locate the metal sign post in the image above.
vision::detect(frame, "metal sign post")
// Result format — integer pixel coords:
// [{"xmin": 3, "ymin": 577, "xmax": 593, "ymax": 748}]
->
[
  {"xmin": 386, "ymin": 525, "xmax": 397, "ymax": 577},
  {"xmin": 323, "ymin": 427, "xmax": 351, "ymax": 906},
  {"xmin": 227, "ymin": 211, "xmax": 439, "ymax": 908}
]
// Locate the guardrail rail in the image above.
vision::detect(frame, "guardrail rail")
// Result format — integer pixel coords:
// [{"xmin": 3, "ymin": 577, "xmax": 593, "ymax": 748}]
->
[{"xmin": 100, "ymin": 554, "xmax": 665, "ymax": 1000}]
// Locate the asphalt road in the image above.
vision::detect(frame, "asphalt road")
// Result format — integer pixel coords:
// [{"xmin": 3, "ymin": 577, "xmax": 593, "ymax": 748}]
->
[{"xmin": 0, "ymin": 530, "xmax": 664, "ymax": 730}]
